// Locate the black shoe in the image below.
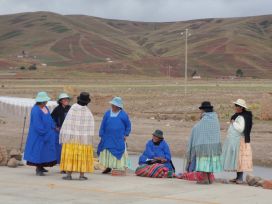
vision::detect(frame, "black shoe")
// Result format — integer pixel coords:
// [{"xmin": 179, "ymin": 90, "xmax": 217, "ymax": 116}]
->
[
  {"xmin": 62, "ymin": 175, "xmax": 72, "ymax": 180},
  {"xmin": 102, "ymin": 168, "xmax": 112, "ymax": 174},
  {"xmin": 41, "ymin": 167, "xmax": 48, "ymax": 173},
  {"xmin": 36, "ymin": 170, "xmax": 45, "ymax": 176}
]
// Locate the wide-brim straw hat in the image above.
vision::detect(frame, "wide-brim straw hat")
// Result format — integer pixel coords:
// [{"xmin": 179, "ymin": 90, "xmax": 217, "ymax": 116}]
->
[
  {"xmin": 35, "ymin": 91, "xmax": 51, "ymax": 103},
  {"xmin": 233, "ymin": 99, "xmax": 248, "ymax": 109}
]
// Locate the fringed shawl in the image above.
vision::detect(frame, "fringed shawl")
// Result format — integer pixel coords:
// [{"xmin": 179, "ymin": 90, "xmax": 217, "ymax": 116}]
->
[
  {"xmin": 60, "ymin": 103, "xmax": 94, "ymax": 145},
  {"xmin": 186, "ymin": 112, "xmax": 222, "ymax": 165}
]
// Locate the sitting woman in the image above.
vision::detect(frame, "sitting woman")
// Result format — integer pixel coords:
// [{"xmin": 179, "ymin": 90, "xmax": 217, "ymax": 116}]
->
[{"xmin": 136, "ymin": 130, "xmax": 175, "ymax": 178}]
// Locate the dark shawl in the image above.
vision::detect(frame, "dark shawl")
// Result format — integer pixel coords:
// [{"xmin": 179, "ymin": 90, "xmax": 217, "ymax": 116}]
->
[
  {"xmin": 231, "ymin": 111, "xmax": 253, "ymax": 143},
  {"xmin": 51, "ymin": 105, "xmax": 71, "ymax": 128}
]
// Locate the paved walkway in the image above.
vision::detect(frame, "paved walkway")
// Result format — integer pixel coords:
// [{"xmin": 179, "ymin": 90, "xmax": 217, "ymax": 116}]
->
[{"xmin": 0, "ymin": 166, "xmax": 271, "ymax": 204}]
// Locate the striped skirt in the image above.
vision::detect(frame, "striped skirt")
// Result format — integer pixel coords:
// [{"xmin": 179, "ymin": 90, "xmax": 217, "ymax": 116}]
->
[
  {"xmin": 135, "ymin": 164, "xmax": 174, "ymax": 178},
  {"xmin": 237, "ymin": 138, "xmax": 253, "ymax": 172},
  {"xmin": 60, "ymin": 143, "xmax": 94, "ymax": 173}
]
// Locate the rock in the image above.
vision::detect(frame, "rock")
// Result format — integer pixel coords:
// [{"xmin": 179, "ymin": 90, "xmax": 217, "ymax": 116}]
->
[
  {"xmin": 7, "ymin": 158, "xmax": 19, "ymax": 168},
  {"xmin": 0, "ymin": 146, "xmax": 8, "ymax": 166},
  {"xmin": 9, "ymin": 149, "xmax": 21, "ymax": 156},
  {"xmin": 9, "ymin": 149, "xmax": 22, "ymax": 161},
  {"xmin": 263, "ymin": 180, "xmax": 272, "ymax": 190},
  {"xmin": 246, "ymin": 174, "xmax": 263, "ymax": 187}
]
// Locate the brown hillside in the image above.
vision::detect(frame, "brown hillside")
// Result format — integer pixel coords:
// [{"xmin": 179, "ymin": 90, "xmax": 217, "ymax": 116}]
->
[{"xmin": 0, "ymin": 12, "xmax": 271, "ymax": 78}]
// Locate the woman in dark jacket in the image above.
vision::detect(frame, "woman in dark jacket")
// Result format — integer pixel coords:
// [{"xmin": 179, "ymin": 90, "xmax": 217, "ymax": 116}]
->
[{"xmin": 51, "ymin": 93, "xmax": 71, "ymax": 164}]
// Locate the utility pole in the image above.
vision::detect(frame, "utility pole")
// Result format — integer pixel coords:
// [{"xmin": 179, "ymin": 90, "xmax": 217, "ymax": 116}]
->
[
  {"xmin": 181, "ymin": 29, "xmax": 190, "ymax": 96},
  {"xmin": 184, "ymin": 28, "xmax": 188, "ymax": 96}
]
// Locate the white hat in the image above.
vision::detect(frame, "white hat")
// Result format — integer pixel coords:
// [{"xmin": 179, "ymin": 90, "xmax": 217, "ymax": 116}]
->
[{"xmin": 233, "ymin": 99, "xmax": 248, "ymax": 109}]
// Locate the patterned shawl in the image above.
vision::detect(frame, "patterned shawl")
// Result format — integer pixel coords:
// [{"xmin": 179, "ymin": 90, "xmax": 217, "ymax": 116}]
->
[
  {"xmin": 186, "ymin": 112, "xmax": 222, "ymax": 165},
  {"xmin": 60, "ymin": 103, "xmax": 94, "ymax": 145}
]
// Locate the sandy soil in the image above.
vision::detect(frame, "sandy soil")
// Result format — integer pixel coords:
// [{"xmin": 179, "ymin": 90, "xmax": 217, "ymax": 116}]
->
[{"xmin": 0, "ymin": 77, "xmax": 272, "ymax": 167}]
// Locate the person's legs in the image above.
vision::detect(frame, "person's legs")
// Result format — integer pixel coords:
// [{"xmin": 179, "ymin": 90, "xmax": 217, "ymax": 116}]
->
[
  {"xmin": 62, "ymin": 171, "xmax": 72, "ymax": 180},
  {"xmin": 36, "ymin": 166, "xmax": 45, "ymax": 176},
  {"xmin": 79, "ymin": 172, "xmax": 88, "ymax": 180},
  {"xmin": 236, "ymin": 172, "xmax": 244, "ymax": 184},
  {"xmin": 230, "ymin": 172, "xmax": 240, "ymax": 182},
  {"xmin": 40, "ymin": 167, "xmax": 48, "ymax": 172}
]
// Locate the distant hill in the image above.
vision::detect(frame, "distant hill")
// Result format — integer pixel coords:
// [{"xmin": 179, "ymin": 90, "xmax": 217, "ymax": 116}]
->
[{"xmin": 0, "ymin": 12, "xmax": 271, "ymax": 78}]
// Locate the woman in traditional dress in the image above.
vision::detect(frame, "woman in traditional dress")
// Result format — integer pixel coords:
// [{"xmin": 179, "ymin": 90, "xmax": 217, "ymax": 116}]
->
[
  {"xmin": 186, "ymin": 101, "xmax": 222, "ymax": 184},
  {"xmin": 138, "ymin": 130, "xmax": 175, "ymax": 171},
  {"xmin": 24, "ymin": 92, "xmax": 57, "ymax": 176},
  {"xmin": 51, "ymin": 93, "xmax": 71, "ymax": 165},
  {"xmin": 97, "ymin": 97, "xmax": 131, "ymax": 174},
  {"xmin": 222, "ymin": 99, "xmax": 253, "ymax": 184},
  {"xmin": 60, "ymin": 92, "xmax": 95, "ymax": 180}
]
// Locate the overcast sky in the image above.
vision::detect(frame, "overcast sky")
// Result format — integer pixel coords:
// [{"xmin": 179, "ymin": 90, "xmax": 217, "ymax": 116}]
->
[{"xmin": 0, "ymin": 0, "xmax": 271, "ymax": 22}]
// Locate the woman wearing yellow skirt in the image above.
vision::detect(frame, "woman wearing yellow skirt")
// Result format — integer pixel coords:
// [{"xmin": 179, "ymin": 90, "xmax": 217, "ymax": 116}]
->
[{"xmin": 59, "ymin": 92, "xmax": 95, "ymax": 180}]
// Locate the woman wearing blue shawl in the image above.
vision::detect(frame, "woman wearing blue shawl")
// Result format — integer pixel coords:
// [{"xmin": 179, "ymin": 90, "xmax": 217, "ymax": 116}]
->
[
  {"xmin": 97, "ymin": 97, "xmax": 131, "ymax": 174},
  {"xmin": 24, "ymin": 92, "xmax": 57, "ymax": 176},
  {"xmin": 186, "ymin": 101, "xmax": 222, "ymax": 184}
]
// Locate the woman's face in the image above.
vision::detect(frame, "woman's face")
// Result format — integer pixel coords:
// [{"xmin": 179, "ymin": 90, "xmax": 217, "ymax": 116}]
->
[
  {"xmin": 234, "ymin": 105, "xmax": 243, "ymax": 113},
  {"xmin": 111, "ymin": 105, "xmax": 120, "ymax": 112},
  {"xmin": 40, "ymin": 102, "xmax": 47, "ymax": 107},
  {"xmin": 199, "ymin": 109, "xmax": 204, "ymax": 118},
  {"xmin": 60, "ymin": 98, "xmax": 70, "ymax": 107},
  {"xmin": 152, "ymin": 135, "xmax": 161, "ymax": 143}
]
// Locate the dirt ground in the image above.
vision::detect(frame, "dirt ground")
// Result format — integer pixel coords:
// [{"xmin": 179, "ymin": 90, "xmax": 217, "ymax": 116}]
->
[{"xmin": 0, "ymin": 76, "xmax": 272, "ymax": 167}]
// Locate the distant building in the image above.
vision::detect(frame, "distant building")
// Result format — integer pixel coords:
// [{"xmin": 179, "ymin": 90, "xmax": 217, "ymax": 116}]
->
[{"xmin": 192, "ymin": 75, "xmax": 201, "ymax": 79}]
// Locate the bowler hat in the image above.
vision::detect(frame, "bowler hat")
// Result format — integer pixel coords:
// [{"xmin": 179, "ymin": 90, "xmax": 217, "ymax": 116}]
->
[
  {"xmin": 199, "ymin": 101, "xmax": 213, "ymax": 110},
  {"xmin": 152, "ymin": 129, "xmax": 164, "ymax": 139},
  {"xmin": 77, "ymin": 92, "xmax": 91, "ymax": 104}
]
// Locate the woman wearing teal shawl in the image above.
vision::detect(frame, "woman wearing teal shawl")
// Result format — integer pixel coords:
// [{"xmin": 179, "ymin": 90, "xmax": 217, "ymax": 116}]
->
[{"xmin": 186, "ymin": 101, "xmax": 222, "ymax": 184}]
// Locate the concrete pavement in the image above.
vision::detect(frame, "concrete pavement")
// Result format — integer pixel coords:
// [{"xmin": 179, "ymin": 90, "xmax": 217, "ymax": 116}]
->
[{"xmin": 0, "ymin": 166, "xmax": 271, "ymax": 204}]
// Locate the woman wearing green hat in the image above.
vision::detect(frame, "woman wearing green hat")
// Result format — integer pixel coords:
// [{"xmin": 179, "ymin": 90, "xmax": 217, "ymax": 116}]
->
[
  {"xmin": 97, "ymin": 96, "xmax": 131, "ymax": 174},
  {"xmin": 24, "ymin": 92, "xmax": 57, "ymax": 176},
  {"xmin": 51, "ymin": 93, "xmax": 71, "ymax": 165}
]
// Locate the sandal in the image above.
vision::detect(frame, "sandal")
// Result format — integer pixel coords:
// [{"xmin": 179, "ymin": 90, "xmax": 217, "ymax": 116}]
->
[
  {"xmin": 62, "ymin": 175, "xmax": 72, "ymax": 180},
  {"xmin": 236, "ymin": 180, "xmax": 244, "ymax": 184},
  {"xmin": 79, "ymin": 176, "xmax": 88, "ymax": 180},
  {"xmin": 229, "ymin": 178, "xmax": 237, "ymax": 183}
]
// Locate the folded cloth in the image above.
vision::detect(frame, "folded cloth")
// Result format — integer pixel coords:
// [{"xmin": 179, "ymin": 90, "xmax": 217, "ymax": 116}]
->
[{"xmin": 179, "ymin": 172, "xmax": 215, "ymax": 183}]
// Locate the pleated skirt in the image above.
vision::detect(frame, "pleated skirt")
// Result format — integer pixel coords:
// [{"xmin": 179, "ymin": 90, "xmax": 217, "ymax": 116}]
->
[
  {"xmin": 237, "ymin": 138, "xmax": 253, "ymax": 172},
  {"xmin": 60, "ymin": 143, "xmax": 94, "ymax": 173},
  {"xmin": 99, "ymin": 149, "xmax": 129, "ymax": 170},
  {"xmin": 196, "ymin": 155, "xmax": 222, "ymax": 173}
]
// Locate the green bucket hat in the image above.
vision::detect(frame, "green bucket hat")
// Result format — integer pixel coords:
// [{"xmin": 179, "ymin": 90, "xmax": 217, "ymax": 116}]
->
[
  {"xmin": 35, "ymin": 91, "xmax": 51, "ymax": 102},
  {"xmin": 152, "ymin": 129, "xmax": 164, "ymax": 139},
  {"xmin": 109, "ymin": 97, "xmax": 124, "ymax": 109},
  {"xmin": 58, "ymin": 93, "xmax": 70, "ymax": 101}
]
